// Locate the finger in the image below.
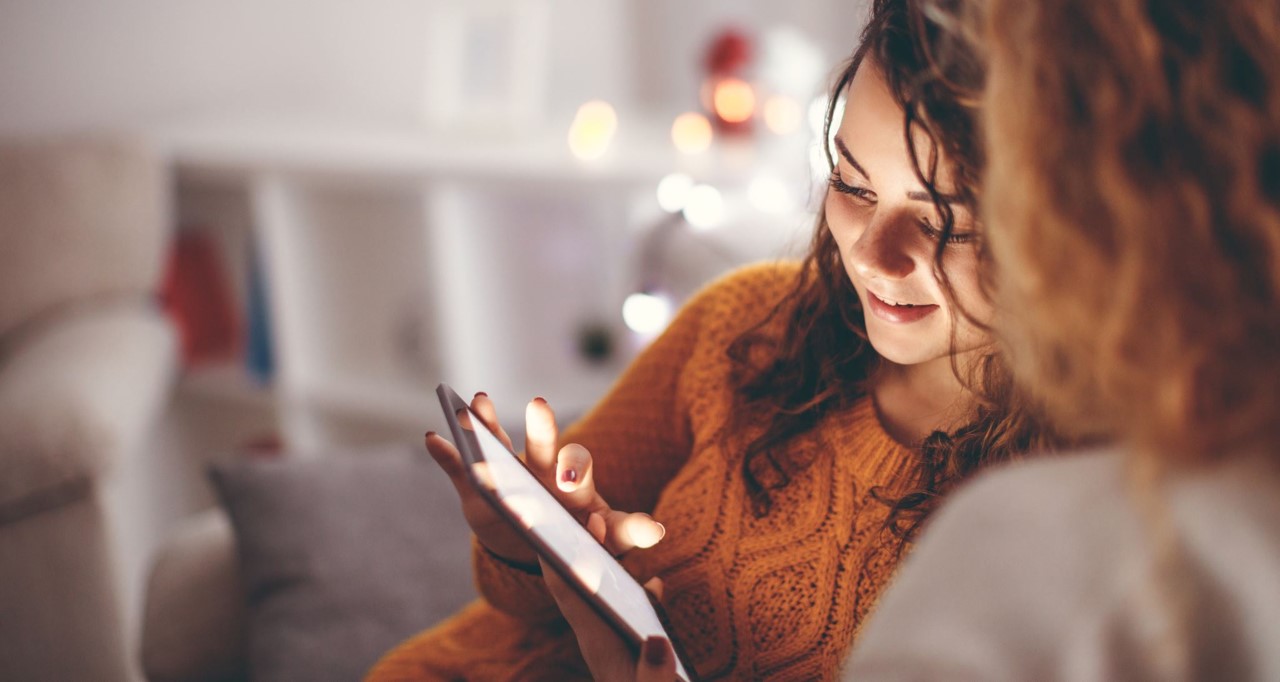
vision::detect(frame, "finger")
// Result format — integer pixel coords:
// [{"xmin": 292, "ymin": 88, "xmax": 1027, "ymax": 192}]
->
[
  {"xmin": 424, "ymin": 432, "xmax": 468, "ymax": 485},
  {"xmin": 601, "ymin": 510, "xmax": 666, "ymax": 555},
  {"xmin": 586, "ymin": 511, "xmax": 607, "ymax": 544},
  {"xmin": 541, "ymin": 557, "xmax": 572, "ymax": 603},
  {"xmin": 524, "ymin": 397, "xmax": 559, "ymax": 480},
  {"xmin": 470, "ymin": 392, "xmax": 515, "ymax": 451},
  {"xmin": 543, "ymin": 558, "xmax": 641, "ymax": 681},
  {"xmin": 643, "ymin": 576, "xmax": 665, "ymax": 602},
  {"xmin": 637, "ymin": 637, "xmax": 677, "ymax": 682},
  {"xmin": 554, "ymin": 442, "xmax": 598, "ymax": 509}
]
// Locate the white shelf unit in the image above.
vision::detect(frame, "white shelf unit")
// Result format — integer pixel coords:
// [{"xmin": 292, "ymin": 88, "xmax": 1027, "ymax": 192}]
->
[{"xmin": 155, "ymin": 115, "xmax": 817, "ymax": 453}]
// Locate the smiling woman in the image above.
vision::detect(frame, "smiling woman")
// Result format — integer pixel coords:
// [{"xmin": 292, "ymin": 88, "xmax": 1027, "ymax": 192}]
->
[
  {"xmin": 365, "ymin": 1, "xmax": 1063, "ymax": 680},
  {"xmin": 825, "ymin": 59, "xmax": 988, "ymax": 370}
]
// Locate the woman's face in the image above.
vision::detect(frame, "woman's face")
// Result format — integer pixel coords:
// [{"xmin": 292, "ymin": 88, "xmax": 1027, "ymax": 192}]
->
[{"xmin": 825, "ymin": 59, "xmax": 992, "ymax": 369}]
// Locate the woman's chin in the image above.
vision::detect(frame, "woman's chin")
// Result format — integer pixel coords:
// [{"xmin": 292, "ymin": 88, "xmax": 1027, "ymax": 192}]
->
[{"xmin": 866, "ymin": 334, "xmax": 947, "ymax": 368}]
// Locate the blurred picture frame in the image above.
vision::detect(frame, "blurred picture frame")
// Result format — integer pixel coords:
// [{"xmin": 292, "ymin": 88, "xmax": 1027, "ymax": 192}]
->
[{"xmin": 422, "ymin": 0, "xmax": 550, "ymax": 135}]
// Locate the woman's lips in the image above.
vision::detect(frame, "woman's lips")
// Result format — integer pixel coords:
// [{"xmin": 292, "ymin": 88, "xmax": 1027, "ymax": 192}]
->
[{"xmin": 865, "ymin": 290, "xmax": 939, "ymax": 324}]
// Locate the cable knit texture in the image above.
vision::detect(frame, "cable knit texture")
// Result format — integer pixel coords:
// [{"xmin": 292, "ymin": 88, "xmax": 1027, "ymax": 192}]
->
[{"xmin": 366, "ymin": 263, "xmax": 918, "ymax": 681}]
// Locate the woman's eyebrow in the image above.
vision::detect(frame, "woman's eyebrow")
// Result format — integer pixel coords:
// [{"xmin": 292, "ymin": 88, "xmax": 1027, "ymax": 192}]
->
[
  {"xmin": 834, "ymin": 137, "xmax": 871, "ymax": 179},
  {"xmin": 907, "ymin": 190, "xmax": 960, "ymax": 205},
  {"xmin": 838, "ymin": 135, "xmax": 963, "ymax": 205}
]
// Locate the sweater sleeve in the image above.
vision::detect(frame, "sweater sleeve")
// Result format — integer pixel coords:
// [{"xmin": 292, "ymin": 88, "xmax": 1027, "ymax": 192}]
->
[{"xmin": 472, "ymin": 268, "xmax": 735, "ymax": 621}]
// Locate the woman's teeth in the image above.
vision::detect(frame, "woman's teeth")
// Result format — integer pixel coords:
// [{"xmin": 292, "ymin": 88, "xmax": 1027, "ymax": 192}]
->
[{"xmin": 882, "ymin": 296, "xmax": 914, "ymax": 307}]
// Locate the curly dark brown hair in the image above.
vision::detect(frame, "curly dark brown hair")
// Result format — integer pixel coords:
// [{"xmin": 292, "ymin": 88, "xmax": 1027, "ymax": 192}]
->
[{"xmin": 726, "ymin": 0, "xmax": 1064, "ymax": 543}]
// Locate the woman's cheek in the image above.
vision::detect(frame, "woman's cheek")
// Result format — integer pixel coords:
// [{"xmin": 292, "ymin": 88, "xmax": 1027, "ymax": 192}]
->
[{"xmin": 825, "ymin": 196, "xmax": 863, "ymax": 250}]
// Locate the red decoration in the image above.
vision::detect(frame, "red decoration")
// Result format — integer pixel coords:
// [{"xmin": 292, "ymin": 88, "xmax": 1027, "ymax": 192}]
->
[
  {"xmin": 705, "ymin": 28, "xmax": 753, "ymax": 76},
  {"xmin": 160, "ymin": 228, "xmax": 242, "ymax": 367},
  {"xmin": 703, "ymin": 28, "xmax": 756, "ymax": 135}
]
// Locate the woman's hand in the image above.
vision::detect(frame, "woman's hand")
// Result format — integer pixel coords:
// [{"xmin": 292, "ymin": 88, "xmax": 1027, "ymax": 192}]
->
[
  {"xmin": 425, "ymin": 393, "xmax": 666, "ymax": 566},
  {"xmin": 542, "ymin": 512, "xmax": 679, "ymax": 682}
]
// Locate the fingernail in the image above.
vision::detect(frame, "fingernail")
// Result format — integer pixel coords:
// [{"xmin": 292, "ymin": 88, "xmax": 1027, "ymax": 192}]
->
[
  {"xmin": 532, "ymin": 396, "xmax": 547, "ymax": 405},
  {"xmin": 474, "ymin": 391, "xmax": 488, "ymax": 398},
  {"xmin": 643, "ymin": 636, "xmax": 669, "ymax": 666},
  {"xmin": 639, "ymin": 513, "xmax": 666, "ymax": 540},
  {"xmin": 631, "ymin": 515, "xmax": 665, "ymax": 549},
  {"xmin": 425, "ymin": 431, "xmax": 436, "ymax": 439},
  {"xmin": 562, "ymin": 468, "xmax": 578, "ymax": 483}
]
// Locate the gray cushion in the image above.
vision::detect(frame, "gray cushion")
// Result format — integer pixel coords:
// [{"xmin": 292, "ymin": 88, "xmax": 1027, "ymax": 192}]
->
[{"xmin": 209, "ymin": 445, "xmax": 476, "ymax": 682}]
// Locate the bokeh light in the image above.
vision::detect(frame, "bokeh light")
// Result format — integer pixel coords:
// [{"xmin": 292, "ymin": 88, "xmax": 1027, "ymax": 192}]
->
[
  {"xmin": 682, "ymin": 184, "xmax": 725, "ymax": 230},
  {"xmin": 712, "ymin": 78, "xmax": 756, "ymax": 124},
  {"xmin": 671, "ymin": 112, "xmax": 713, "ymax": 154},
  {"xmin": 622, "ymin": 292, "xmax": 673, "ymax": 334},
  {"xmin": 809, "ymin": 94, "xmax": 831, "ymax": 139},
  {"xmin": 763, "ymin": 95, "xmax": 802, "ymax": 135},
  {"xmin": 749, "ymin": 173, "xmax": 796, "ymax": 214},
  {"xmin": 656, "ymin": 172, "xmax": 695, "ymax": 213},
  {"xmin": 567, "ymin": 100, "xmax": 618, "ymax": 161},
  {"xmin": 810, "ymin": 143, "xmax": 832, "ymax": 181}
]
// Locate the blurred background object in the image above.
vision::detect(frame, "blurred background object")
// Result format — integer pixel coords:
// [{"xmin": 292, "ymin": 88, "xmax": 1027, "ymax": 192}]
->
[
  {"xmin": 0, "ymin": 136, "xmax": 176, "ymax": 681},
  {"xmin": 0, "ymin": 1, "xmax": 869, "ymax": 680}
]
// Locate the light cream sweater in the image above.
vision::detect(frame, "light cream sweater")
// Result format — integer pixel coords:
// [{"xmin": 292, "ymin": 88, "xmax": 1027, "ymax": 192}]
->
[{"xmin": 843, "ymin": 449, "xmax": 1280, "ymax": 681}]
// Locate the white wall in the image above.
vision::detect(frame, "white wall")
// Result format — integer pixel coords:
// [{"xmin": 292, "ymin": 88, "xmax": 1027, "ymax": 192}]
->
[
  {"xmin": 0, "ymin": 0, "xmax": 864, "ymax": 135},
  {"xmin": 626, "ymin": 0, "xmax": 869, "ymax": 114},
  {"xmin": 0, "ymin": 0, "xmax": 630, "ymax": 134}
]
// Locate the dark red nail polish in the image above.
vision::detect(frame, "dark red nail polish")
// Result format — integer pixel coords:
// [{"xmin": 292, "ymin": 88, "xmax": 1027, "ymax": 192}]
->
[
  {"xmin": 643, "ymin": 637, "xmax": 669, "ymax": 666},
  {"xmin": 425, "ymin": 431, "xmax": 436, "ymax": 439},
  {"xmin": 533, "ymin": 396, "xmax": 547, "ymax": 404},
  {"xmin": 562, "ymin": 469, "xmax": 578, "ymax": 483},
  {"xmin": 475, "ymin": 391, "xmax": 488, "ymax": 398}
]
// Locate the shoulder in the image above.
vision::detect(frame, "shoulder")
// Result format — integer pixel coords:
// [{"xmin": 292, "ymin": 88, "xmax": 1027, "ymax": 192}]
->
[
  {"xmin": 844, "ymin": 449, "xmax": 1141, "ymax": 680},
  {"xmin": 659, "ymin": 261, "xmax": 803, "ymax": 347},
  {"xmin": 907, "ymin": 449, "xmax": 1140, "ymax": 606},
  {"xmin": 685, "ymin": 260, "xmax": 803, "ymax": 316},
  {"xmin": 847, "ymin": 450, "xmax": 1280, "ymax": 680},
  {"xmin": 934, "ymin": 448, "xmax": 1129, "ymax": 535}
]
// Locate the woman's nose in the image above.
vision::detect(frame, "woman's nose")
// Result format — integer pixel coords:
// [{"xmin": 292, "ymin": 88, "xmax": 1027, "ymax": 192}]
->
[{"xmin": 850, "ymin": 212, "xmax": 918, "ymax": 281}]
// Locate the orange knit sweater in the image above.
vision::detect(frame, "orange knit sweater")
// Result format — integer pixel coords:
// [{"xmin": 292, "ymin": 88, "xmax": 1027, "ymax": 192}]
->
[{"xmin": 366, "ymin": 263, "xmax": 918, "ymax": 681}]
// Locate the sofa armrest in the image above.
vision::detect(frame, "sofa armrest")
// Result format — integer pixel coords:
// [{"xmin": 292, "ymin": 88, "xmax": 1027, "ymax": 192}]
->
[
  {"xmin": 0, "ymin": 302, "xmax": 175, "ymax": 519},
  {"xmin": 142, "ymin": 507, "xmax": 248, "ymax": 682}
]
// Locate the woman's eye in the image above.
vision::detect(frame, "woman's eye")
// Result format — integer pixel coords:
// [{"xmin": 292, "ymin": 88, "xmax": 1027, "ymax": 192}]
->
[
  {"xmin": 829, "ymin": 172, "xmax": 876, "ymax": 202},
  {"xmin": 917, "ymin": 218, "xmax": 977, "ymax": 245}
]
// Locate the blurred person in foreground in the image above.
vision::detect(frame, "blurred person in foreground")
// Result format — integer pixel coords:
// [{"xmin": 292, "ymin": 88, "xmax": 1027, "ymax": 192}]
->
[
  {"xmin": 365, "ymin": 0, "xmax": 1067, "ymax": 679},
  {"xmin": 842, "ymin": 0, "xmax": 1280, "ymax": 679}
]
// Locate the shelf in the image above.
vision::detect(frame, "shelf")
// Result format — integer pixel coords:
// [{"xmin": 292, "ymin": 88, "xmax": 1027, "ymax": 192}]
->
[
  {"xmin": 159, "ymin": 110, "xmax": 816, "ymax": 452},
  {"xmin": 146, "ymin": 113, "xmax": 796, "ymax": 190}
]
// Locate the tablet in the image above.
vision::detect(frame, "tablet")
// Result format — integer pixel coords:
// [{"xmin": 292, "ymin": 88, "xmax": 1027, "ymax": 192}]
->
[{"xmin": 437, "ymin": 384, "xmax": 694, "ymax": 681}]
